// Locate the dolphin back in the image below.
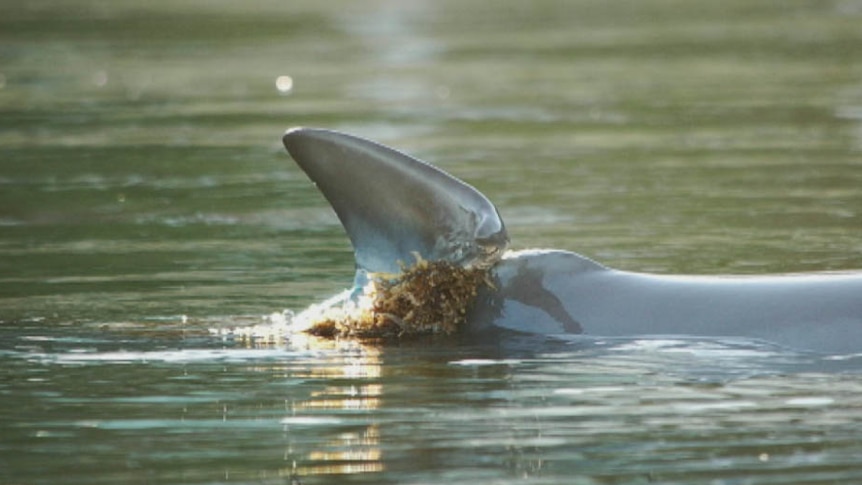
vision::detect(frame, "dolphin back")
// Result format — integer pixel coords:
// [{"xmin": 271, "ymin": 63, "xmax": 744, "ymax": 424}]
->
[
  {"xmin": 282, "ymin": 127, "xmax": 862, "ymax": 354},
  {"xmin": 472, "ymin": 250, "xmax": 862, "ymax": 354}
]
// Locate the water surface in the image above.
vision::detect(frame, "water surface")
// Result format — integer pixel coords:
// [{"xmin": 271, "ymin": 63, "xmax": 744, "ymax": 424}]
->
[{"xmin": 2, "ymin": 1, "xmax": 862, "ymax": 483}]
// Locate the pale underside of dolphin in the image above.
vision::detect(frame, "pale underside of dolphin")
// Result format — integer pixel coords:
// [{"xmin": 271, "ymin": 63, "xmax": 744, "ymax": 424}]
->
[{"xmin": 282, "ymin": 127, "xmax": 862, "ymax": 354}]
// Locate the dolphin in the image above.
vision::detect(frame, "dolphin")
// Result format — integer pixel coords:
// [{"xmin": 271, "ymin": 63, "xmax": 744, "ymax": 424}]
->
[{"xmin": 282, "ymin": 127, "xmax": 862, "ymax": 354}]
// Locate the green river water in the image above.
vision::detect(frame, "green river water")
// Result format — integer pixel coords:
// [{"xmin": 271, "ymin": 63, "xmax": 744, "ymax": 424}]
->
[{"xmin": 2, "ymin": 1, "xmax": 862, "ymax": 483}]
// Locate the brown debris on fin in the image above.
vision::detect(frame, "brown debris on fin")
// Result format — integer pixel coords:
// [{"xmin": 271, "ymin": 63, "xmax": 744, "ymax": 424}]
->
[{"xmin": 306, "ymin": 253, "xmax": 492, "ymax": 340}]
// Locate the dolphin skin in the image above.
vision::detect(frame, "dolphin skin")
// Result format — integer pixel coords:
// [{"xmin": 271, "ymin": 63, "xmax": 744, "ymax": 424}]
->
[{"xmin": 282, "ymin": 128, "xmax": 862, "ymax": 354}]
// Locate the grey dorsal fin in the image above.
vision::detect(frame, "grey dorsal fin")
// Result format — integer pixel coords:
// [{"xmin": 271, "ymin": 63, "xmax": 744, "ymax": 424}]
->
[{"xmin": 283, "ymin": 127, "xmax": 508, "ymax": 274}]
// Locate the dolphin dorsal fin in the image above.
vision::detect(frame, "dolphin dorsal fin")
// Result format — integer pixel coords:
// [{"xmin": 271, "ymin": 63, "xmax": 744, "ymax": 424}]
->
[{"xmin": 283, "ymin": 128, "xmax": 509, "ymax": 275}]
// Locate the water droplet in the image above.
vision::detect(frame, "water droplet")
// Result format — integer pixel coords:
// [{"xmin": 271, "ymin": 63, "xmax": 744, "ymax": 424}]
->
[{"xmin": 276, "ymin": 75, "xmax": 294, "ymax": 93}]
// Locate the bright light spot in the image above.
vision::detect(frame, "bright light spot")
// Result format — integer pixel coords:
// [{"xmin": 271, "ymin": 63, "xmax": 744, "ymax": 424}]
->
[
  {"xmin": 785, "ymin": 397, "xmax": 834, "ymax": 407},
  {"xmin": 93, "ymin": 70, "xmax": 108, "ymax": 87},
  {"xmin": 275, "ymin": 75, "xmax": 294, "ymax": 93},
  {"xmin": 758, "ymin": 453, "xmax": 769, "ymax": 462}
]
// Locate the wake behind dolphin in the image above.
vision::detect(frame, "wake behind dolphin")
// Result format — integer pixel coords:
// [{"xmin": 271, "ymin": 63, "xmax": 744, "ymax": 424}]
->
[{"xmin": 282, "ymin": 127, "xmax": 862, "ymax": 354}]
